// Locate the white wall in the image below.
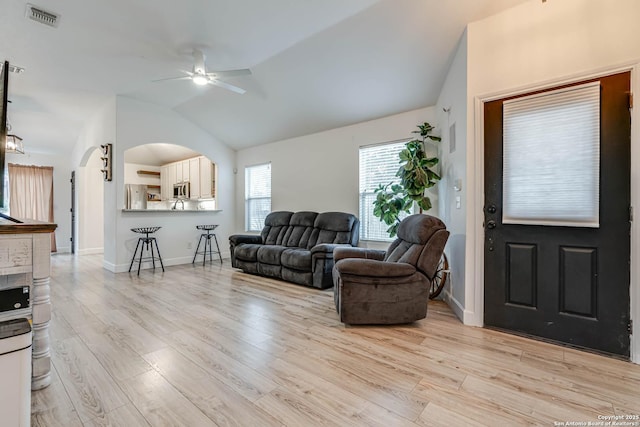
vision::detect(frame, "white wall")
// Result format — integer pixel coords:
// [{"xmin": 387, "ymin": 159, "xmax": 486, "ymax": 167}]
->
[
  {"xmin": 463, "ymin": 0, "xmax": 640, "ymax": 361},
  {"xmin": 436, "ymin": 31, "xmax": 468, "ymax": 318},
  {"xmin": 123, "ymin": 163, "xmax": 161, "ymax": 185},
  {"xmin": 235, "ymin": 107, "xmax": 439, "ymax": 248},
  {"xmin": 113, "ymin": 96, "xmax": 236, "ymax": 271},
  {"xmin": 77, "ymin": 149, "xmax": 104, "ymax": 255},
  {"xmin": 72, "ymin": 99, "xmax": 116, "ymax": 263},
  {"xmin": 6, "ymin": 150, "xmax": 72, "ymax": 253}
]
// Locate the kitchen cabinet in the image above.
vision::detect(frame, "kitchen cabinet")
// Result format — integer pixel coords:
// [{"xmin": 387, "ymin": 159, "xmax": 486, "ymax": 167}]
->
[
  {"xmin": 189, "ymin": 158, "xmax": 200, "ymax": 199},
  {"xmin": 173, "ymin": 160, "xmax": 191, "ymax": 183},
  {"xmin": 159, "ymin": 156, "xmax": 217, "ymax": 201},
  {"xmin": 175, "ymin": 162, "xmax": 182, "ymax": 182},
  {"xmin": 161, "ymin": 164, "xmax": 177, "ymax": 199},
  {"xmin": 181, "ymin": 160, "xmax": 190, "ymax": 182},
  {"xmin": 199, "ymin": 157, "xmax": 216, "ymax": 199}
]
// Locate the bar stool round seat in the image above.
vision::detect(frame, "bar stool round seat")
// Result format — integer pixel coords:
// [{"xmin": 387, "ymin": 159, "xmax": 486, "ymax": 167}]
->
[
  {"xmin": 129, "ymin": 227, "xmax": 165, "ymax": 275},
  {"xmin": 192, "ymin": 225, "xmax": 222, "ymax": 265}
]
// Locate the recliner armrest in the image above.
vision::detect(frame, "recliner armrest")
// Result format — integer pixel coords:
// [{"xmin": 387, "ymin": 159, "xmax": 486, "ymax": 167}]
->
[
  {"xmin": 334, "ymin": 258, "xmax": 416, "ymax": 278},
  {"xmin": 311, "ymin": 243, "xmax": 352, "ymax": 257},
  {"xmin": 333, "ymin": 247, "xmax": 386, "ymax": 262},
  {"xmin": 229, "ymin": 234, "xmax": 262, "ymax": 245}
]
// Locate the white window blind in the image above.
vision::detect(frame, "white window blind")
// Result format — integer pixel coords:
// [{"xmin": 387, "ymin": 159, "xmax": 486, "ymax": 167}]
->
[
  {"xmin": 502, "ymin": 82, "xmax": 601, "ymax": 227},
  {"xmin": 245, "ymin": 163, "xmax": 271, "ymax": 232},
  {"xmin": 359, "ymin": 141, "xmax": 408, "ymax": 241}
]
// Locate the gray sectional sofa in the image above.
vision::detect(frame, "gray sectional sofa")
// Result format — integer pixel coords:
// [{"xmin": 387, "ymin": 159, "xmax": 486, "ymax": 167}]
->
[{"xmin": 229, "ymin": 211, "xmax": 359, "ymax": 289}]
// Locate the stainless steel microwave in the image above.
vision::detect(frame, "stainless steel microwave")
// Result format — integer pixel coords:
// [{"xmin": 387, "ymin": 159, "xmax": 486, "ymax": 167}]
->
[{"xmin": 173, "ymin": 182, "xmax": 190, "ymax": 199}]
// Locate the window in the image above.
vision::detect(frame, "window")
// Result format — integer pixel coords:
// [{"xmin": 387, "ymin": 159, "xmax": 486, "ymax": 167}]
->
[
  {"xmin": 359, "ymin": 141, "xmax": 408, "ymax": 241},
  {"xmin": 503, "ymin": 82, "xmax": 600, "ymax": 227},
  {"xmin": 245, "ymin": 163, "xmax": 271, "ymax": 232}
]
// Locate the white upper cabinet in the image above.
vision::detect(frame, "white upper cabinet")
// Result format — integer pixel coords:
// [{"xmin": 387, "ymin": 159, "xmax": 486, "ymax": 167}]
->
[
  {"xmin": 181, "ymin": 160, "xmax": 190, "ymax": 182},
  {"xmin": 162, "ymin": 164, "xmax": 177, "ymax": 198},
  {"xmin": 199, "ymin": 157, "xmax": 215, "ymax": 199},
  {"xmin": 160, "ymin": 156, "xmax": 217, "ymax": 201},
  {"xmin": 189, "ymin": 158, "xmax": 200, "ymax": 199}
]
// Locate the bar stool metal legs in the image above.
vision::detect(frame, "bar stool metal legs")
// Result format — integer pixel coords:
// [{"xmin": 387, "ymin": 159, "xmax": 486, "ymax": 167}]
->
[
  {"xmin": 192, "ymin": 225, "xmax": 222, "ymax": 265},
  {"xmin": 129, "ymin": 227, "xmax": 164, "ymax": 275}
]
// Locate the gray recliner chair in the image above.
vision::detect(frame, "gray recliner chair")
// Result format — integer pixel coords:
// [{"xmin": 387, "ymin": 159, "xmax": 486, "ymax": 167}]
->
[{"xmin": 332, "ymin": 214, "xmax": 449, "ymax": 324}]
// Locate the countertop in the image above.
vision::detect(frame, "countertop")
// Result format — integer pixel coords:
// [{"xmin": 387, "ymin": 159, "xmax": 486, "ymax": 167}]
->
[{"xmin": 0, "ymin": 214, "xmax": 58, "ymax": 234}]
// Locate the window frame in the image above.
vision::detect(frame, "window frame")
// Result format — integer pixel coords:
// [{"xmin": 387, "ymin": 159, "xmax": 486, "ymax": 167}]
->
[
  {"xmin": 358, "ymin": 139, "xmax": 410, "ymax": 242},
  {"xmin": 244, "ymin": 162, "xmax": 272, "ymax": 232}
]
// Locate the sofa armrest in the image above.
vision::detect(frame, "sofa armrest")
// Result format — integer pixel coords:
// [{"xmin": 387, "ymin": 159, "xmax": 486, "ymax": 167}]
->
[
  {"xmin": 334, "ymin": 259, "xmax": 416, "ymax": 278},
  {"xmin": 229, "ymin": 234, "xmax": 262, "ymax": 245},
  {"xmin": 333, "ymin": 247, "xmax": 386, "ymax": 262}
]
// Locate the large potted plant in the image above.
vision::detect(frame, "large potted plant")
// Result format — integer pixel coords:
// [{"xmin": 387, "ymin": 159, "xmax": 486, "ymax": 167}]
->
[{"xmin": 372, "ymin": 122, "xmax": 441, "ymax": 237}]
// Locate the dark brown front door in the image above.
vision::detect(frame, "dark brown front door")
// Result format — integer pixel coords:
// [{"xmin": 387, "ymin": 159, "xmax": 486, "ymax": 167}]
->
[{"xmin": 484, "ymin": 72, "xmax": 631, "ymax": 356}]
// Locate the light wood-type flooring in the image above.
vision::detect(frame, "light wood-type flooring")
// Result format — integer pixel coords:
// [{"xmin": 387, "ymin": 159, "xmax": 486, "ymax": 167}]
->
[{"xmin": 31, "ymin": 254, "xmax": 640, "ymax": 426}]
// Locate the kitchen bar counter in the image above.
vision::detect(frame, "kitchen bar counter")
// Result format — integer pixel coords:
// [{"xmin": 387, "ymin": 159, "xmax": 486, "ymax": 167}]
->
[{"xmin": 0, "ymin": 214, "xmax": 56, "ymax": 390}]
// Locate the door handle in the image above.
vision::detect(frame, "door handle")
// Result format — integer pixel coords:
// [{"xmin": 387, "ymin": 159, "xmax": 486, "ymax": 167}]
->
[
  {"xmin": 486, "ymin": 204, "xmax": 497, "ymax": 214},
  {"xmin": 486, "ymin": 220, "xmax": 497, "ymax": 229}
]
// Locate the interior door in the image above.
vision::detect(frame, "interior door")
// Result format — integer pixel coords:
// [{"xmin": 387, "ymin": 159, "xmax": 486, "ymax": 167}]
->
[{"xmin": 484, "ymin": 72, "xmax": 631, "ymax": 356}]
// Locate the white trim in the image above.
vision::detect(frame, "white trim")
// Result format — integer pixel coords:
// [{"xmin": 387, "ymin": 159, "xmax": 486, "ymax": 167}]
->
[
  {"xmin": 78, "ymin": 248, "xmax": 103, "ymax": 256},
  {"xmin": 502, "ymin": 81, "xmax": 601, "ymax": 105},
  {"xmin": 469, "ymin": 96, "xmax": 485, "ymax": 328},
  {"xmin": 443, "ymin": 289, "xmax": 464, "ymax": 320},
  {"xmin": 478, "ymin": 61, "xmax": 638, "ymax": 102},
  {"xmin": 359, "ymin": 137, "xmax": 410, "ymax": 149},
  {"xmin": 631, "ymin": 65, "xmax": 640, "ymax": 364},
  {"xmin": 472, "ymin": 63, "xmax": 639, "ymax": 363}
]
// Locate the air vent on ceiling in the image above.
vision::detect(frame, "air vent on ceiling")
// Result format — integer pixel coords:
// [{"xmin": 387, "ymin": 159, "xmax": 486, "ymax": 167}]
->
[{"xmin": 25, "ymin": 4, "xmax": 60, "ymax": 28}]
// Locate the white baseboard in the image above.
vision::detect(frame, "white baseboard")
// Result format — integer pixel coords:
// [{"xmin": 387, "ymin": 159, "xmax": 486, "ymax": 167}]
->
[
  {"xmin": 443, "ymin": 290, "xmax": 465, "ymax": 322},
  {"xmin": 79, "ymin": 248, "xmax": 104, "ymax": 255},
  {"xmin": 54, "ymin": 246, "xmax": 71, "ymax": 254}
]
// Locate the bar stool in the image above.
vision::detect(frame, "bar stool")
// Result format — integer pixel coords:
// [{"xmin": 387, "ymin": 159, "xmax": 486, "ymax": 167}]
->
[
  {"xmin": 129, "ymin": 227, "xmax": 165, "ymax": 275},
  {"xmin": 192, "ymin": 225, "xmax": 222, "ymax": 265}
]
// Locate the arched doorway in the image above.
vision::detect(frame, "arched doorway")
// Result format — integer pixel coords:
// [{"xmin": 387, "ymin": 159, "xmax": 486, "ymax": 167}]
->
[{"xmin": 75, "ymin": 147, "xmax": 104, "ymax": 256}]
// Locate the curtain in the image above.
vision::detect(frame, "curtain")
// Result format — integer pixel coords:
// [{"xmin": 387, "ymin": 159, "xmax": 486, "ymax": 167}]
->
[{"xmin": 8, "ymin": 164, "xmax": 57, "ymax": 252}]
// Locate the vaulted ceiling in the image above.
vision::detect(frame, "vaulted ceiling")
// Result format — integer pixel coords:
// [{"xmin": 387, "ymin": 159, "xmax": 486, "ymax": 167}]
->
[{"xmin": 1, "ymin": 0, "xmax": 529, "ymax": 154}]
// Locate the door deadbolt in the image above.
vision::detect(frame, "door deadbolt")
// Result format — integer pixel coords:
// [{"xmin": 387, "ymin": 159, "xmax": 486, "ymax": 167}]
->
[{"xmin": 486, "ymin": 205, "xmax": 497, "ymax": 214}]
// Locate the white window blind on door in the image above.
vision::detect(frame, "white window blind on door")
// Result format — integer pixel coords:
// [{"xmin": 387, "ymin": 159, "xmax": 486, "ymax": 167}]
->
[
  {"xmin": 502, "ymin": 82, "xmax": 601, "ymax": 227},
  {"xmin": 359, "ymin": 140, "xmax": 407, "ymax": 241},
  {"xmin": 245, "ymin": 163, "xmax": 271, "ymax": 232}
]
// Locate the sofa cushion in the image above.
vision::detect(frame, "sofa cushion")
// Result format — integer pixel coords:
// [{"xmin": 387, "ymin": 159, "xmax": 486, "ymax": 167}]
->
[
  {"xmin": 257, "ymin": 245, "xmax": 288, "ymax": 265},
  {"xmin": 282, "ymin": 212, "xmax": 317, "ymax": 247},
  {"xmin": 281, "ymin": 248, "xmax": 312, "ymax": 271},
  {"xmin": 234, "ymin": 244, "xmax": 261, "ymax": 262},
  {"xmin": 308, "ymin": 212, "xmax": 358, "ymax": 248},
  {"xmin": 262, "ymin": 211, "xmax": 294, "ymax": 245},
  {"xmin": 385, "ymin": 215, "xmax": 446, "ymax": 265}
]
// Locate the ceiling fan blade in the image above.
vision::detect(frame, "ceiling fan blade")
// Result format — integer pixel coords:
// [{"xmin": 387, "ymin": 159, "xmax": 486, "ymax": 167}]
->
[
  {"xmin": 207, "ymin": 69, "xmax": 252, "ymax": 79},
  {"xmin": 152, "ymin": 76, "xmax": 192, "ymax": 83},
  {"xmin": 208, "ymin": 79, "xmax": 246, "ymax": 94},
  {"xmin": 152, "ymin": 69, "xmax": 193, "ymax": 83}
]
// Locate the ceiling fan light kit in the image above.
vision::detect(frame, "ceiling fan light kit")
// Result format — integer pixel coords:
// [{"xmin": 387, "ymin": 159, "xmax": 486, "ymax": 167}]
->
[{"xmin": 192, "ymin": 74, "xmax": 208, "ymax": 86}]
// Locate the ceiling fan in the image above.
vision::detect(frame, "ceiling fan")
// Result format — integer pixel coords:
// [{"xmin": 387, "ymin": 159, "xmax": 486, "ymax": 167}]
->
[{"xmin": 153, "ymin": 49, "xmax": 251, "ymax": 94}]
